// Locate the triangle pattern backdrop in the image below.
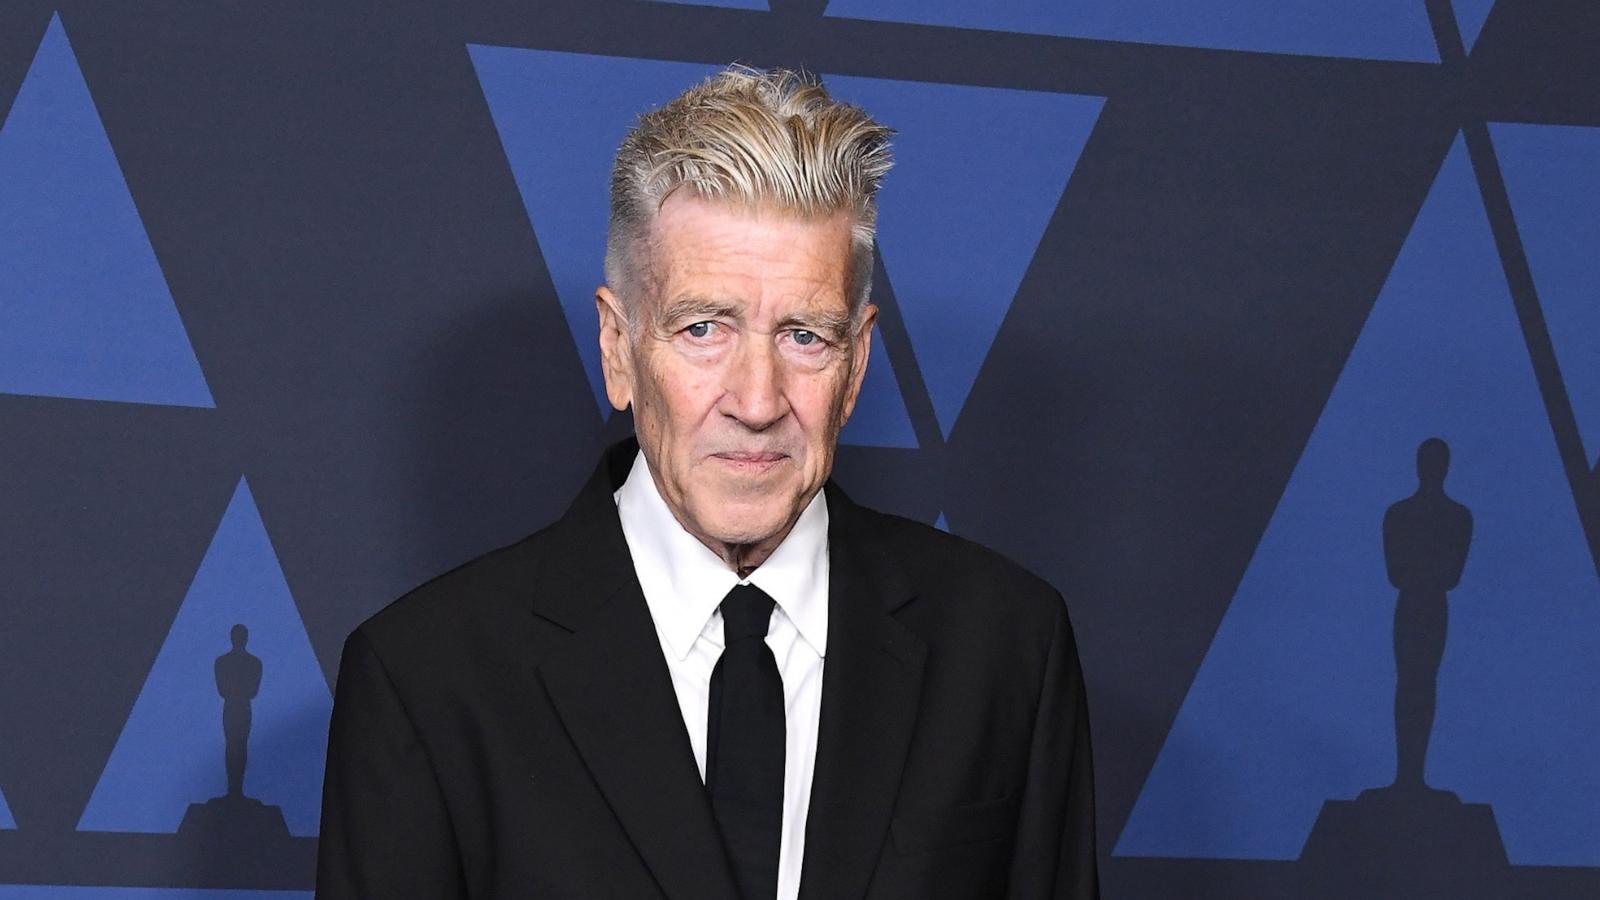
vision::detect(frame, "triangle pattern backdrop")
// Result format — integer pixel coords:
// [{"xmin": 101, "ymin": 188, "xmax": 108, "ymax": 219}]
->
[
  {"xmin": 823, "ymin": 75, "xmax": 1103, "ymax": 438},
  {"xmin": 1114, "ymin": 138, "xmax": 1600, "ymax": 866},
  {"xmin": 78, "ymin": 479, "xmax": 332, "ymax": 837},
  {"xmin": 1453, "ymin": 0, "xmax": 1498, "ymax": 52},
  {"xmin": 824, "ymin": 0, "xmax": 1441, "ymax": 62},
  {"xmin": 1491, "ymin": 123, "xmax": 1600, "ymax": 467},
  {"xmin": 0, "ymin": 14, "xmax": 213, "ymax": 408},
  {"xmin": 468, "ymin": 47, "xmax": 918, "ymax": 447}
]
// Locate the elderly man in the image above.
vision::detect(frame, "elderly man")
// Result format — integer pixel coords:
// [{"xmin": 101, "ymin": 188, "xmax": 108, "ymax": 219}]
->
[{"xmin": 316, "ymin": 66, "xmax": 1097, "ymax": 899}]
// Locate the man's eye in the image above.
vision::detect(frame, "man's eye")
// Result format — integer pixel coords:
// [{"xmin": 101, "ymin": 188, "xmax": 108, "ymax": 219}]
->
[
  {"xmin": 685, "ymin": 321, "xmax": 715, "ymax": 338},
  {"xmin": 792, "ymin": 329, "xmax": 819, "ymax": 346}
]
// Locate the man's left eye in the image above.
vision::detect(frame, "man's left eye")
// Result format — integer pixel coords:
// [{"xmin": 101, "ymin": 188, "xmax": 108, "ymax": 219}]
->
[{"xmin": 792, "ymin": 330, "xmax": 819, "ymax": 346}]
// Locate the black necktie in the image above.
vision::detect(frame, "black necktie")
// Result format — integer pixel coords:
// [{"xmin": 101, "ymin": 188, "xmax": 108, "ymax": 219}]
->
[{"xmin": 706, "ymin": 583, "xmax": 785, "ymax": 900}]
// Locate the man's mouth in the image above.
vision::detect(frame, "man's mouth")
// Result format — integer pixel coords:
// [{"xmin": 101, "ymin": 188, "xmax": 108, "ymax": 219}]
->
[{"xmin": 711, "ymin": 451, "xmax": 789, "ymax": 472}]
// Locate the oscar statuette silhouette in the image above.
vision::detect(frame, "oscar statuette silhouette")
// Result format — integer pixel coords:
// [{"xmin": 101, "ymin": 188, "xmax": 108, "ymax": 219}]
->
[
  {"xmin": 178, "ymin": 625, "xmax": 291, "ymax": 842},
  {"xmin": 1300, "ymin": 439, "xmax": 1509, "ymax": 897}
]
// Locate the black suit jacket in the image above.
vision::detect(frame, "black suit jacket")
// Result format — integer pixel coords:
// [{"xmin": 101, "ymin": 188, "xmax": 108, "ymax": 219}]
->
[{"xmin": 316, "ymin": 441, "xmax": 1098, "ymax": 898}]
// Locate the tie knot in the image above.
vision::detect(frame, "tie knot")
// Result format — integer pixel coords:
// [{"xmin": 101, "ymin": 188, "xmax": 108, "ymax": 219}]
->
[{"xmin": 720, "ymin": 584, "xmax": 775, "ymax": 643}]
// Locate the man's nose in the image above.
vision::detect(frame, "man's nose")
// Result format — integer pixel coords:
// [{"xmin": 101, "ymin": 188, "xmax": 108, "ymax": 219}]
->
[{"xmin": 721, "ymin": 339, "xmax": 789, "ymax": 430}]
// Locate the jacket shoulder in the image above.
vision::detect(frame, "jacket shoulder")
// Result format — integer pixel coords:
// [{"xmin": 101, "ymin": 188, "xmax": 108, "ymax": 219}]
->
[
  {"xmin": 849, "ymin": 504, "xmax": 1076, "ymax": 705},
  {"xmin": 347, "ymin": 521, "xmax": 560, "ymax": 673},
  {"xmin": 852, "ymin": 504, "xmax": 1066, "ymax": 626}
]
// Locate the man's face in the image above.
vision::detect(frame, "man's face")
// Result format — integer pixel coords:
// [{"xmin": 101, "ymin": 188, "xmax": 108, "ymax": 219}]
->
[{"xmin": 597, "ymin": 193, "xmax": 875, "ymax": 556}]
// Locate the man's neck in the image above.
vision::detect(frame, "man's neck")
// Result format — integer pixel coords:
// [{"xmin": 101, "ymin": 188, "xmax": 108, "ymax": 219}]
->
[{"xmin": 701, "ymin": 526, "xmax": 795, "ymax": 578}]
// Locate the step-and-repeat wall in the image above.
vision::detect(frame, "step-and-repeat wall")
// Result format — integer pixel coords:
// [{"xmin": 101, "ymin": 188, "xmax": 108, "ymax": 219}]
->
[{"xmin": 2, "ymin": 1, "xmax": 1597, "ymax": 897}]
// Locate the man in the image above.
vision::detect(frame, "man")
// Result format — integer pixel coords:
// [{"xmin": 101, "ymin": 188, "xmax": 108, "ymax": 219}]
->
[{"xmin": 317, "ymin": 66, "xmax": 1097, "ymax": 899}]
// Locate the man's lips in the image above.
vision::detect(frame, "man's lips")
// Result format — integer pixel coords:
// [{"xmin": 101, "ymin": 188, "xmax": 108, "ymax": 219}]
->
[
  {"xmin": 714, "ymin": 451, "xmax": 787, "ymax": 462},
  {"xmin": 711, "ymin": 451, "xmax": 790, "ymax": 471}
]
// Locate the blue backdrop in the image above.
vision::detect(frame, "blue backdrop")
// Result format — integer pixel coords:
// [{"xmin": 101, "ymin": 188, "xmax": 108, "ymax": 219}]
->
[{"xmin": 1, "ymin": 0, "xmax": 1597, "ymax": 896}]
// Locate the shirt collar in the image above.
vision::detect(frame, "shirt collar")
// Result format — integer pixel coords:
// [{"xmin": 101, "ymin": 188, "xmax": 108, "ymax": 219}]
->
[{"xmin": 614, "ymin": 449, "xmax": 829, "ymax": 660}]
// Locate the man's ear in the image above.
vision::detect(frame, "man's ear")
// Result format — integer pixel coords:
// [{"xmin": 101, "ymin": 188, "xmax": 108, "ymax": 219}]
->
[
  {"xmin": 596, "ymin": 285, "xmax": 634, "ymax": 411},
  {"xmin": 839, "ymin": 302, "xmax": 877, "ymax": 425}
]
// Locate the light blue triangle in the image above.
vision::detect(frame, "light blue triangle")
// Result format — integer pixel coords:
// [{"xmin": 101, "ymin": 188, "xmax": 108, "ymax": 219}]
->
[
  {"xmin": 78, "ymin": 479, "xmax": 332, "ymax": 837},
  {"xmin": 1115, "ymin": 138, "xmax": 1600, "ymax": 865},
  {"xmin": 0, "ymin": 786, "xmax": 12, "ymax": 828},
  {"xmin": 825, "ymin": 1, "xmax": 1438, "ymax": 62},
  {"xmin": 1492, "ymin": 123, "xmax": 1600, "ymax": 467},
  {"xmin": 469, "ymin": 47, "xmax": 725, "ymax": 415},
  {"xmin": 839, "ymin": 321, "xmax": 917, "ymax": 448},
  {"xmin": 1452, "ymin": 0, "xmax": 1498, "ymax": 52},
  {"xmin": 824, "ymin": 75, "xmax": 1102, "ymax": 437},
  {"xmin": 0, "ymin": 14, "xmax": 213, "ymax": 408},
  {"xmin": 934, "ymin": 513, "xmax": 949, "ymax": 532}
]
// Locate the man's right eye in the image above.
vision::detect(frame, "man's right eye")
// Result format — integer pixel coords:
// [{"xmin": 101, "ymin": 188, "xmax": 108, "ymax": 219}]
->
[{"xmin": 685, "ymin": 321, "xmax": 714, "ymax": 338}]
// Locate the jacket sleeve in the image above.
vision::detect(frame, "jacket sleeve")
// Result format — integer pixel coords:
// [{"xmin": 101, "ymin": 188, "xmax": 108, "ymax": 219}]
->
[
  {"xmin": 316, "ymin": 628, "xmax": 468, "ymax": 899},
  {"xmin": 1006, "ymin": 597, "xmax": 1100, "ymax": 899}
]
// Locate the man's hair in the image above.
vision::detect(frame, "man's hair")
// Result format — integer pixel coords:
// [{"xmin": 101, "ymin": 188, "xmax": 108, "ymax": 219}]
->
[{"xmin": 604, "ymin": 65, "xmax": 894, "ymax": 327}]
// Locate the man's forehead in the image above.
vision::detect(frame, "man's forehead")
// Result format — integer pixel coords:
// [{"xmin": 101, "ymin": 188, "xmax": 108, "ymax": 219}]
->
[{"xmin": 643, "ymin": 198, "xmax": 853, "ymax": 307}]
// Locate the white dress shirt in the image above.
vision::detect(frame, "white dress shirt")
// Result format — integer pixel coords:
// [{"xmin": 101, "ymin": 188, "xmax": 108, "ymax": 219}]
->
[{"xmin": 614, "ymin": 450, "xmax": 828, "ymax": 900}]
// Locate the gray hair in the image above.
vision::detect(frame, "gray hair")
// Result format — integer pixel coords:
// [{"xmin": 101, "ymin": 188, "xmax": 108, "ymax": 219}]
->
[{"xmin": 604, "ymin": 65, "xmax": 894, "ymax": 327}]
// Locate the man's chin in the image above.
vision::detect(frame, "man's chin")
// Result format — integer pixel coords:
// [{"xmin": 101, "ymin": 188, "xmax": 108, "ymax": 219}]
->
[
  {"xmin": 691, "ymin": 502, "xmax": 796, "ymax": 550},
  {"xmin": 701, "ymin": 521, "xmax": 789, "ymax": 550}
]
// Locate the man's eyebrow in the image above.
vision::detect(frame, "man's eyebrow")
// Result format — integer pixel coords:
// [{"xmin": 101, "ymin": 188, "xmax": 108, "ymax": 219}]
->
[
  {"xmin": 656, "ymin": 296, "xmax": 742, "ymax": 324},
  {"xmin": 777, "ymin": 308, "xmax": 852, "ymax": 335}
]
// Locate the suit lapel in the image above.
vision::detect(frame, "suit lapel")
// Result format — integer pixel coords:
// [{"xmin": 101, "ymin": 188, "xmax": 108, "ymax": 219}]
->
[
  {"xmin": 798, "ymin": 485, "xmax": 927, "ymax": 900},
  {"xmin": 531, "ymin": 443, "xmax": 740, "ymax": 900}
]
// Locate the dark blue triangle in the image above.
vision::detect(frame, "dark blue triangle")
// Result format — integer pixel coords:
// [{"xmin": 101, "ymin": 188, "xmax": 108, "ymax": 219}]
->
[
  {"xmin": 1452, "ymin": 0, "xmax": 1497, "ymax": 52},
  {"xmin": 77, "ymin": 479, "xmax": 331, "ymax": 837},
  {"xmin": 839, "ymin": 324, "xmax": 917, "ymax": 448},
  {"xmin": 0, "ymin": 14, "xmax": 213, "ymax": 408},
  {"xmin": 825, "ymin": 0, "xmax": 1438, "ymax": 61},
  {"xmin": 1492, "ymin": 123, "xmax": 1600, "ymax": 467},
  {"xmin": 1115, "ymin": 138, "xmax": 1600, "ymax": 865},
  {"xmin": 824, "ymin": 75, "xmax": 1102, "ymax": 437},
  {"xmin": 468, "ymin": 47, "xmax": 724, "ymax": 416}
]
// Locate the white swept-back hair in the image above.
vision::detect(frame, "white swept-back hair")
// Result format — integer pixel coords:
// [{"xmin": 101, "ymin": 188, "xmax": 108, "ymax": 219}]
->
[{"xmin": 604, "ymin": 65, "xmax": 894, "ymax": 326}]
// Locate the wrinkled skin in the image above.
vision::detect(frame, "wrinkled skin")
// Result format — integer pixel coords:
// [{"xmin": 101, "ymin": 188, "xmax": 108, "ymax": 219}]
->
[{"xmin": 596, "ymin": 194, "xmax": 875, "ymax": 573}]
